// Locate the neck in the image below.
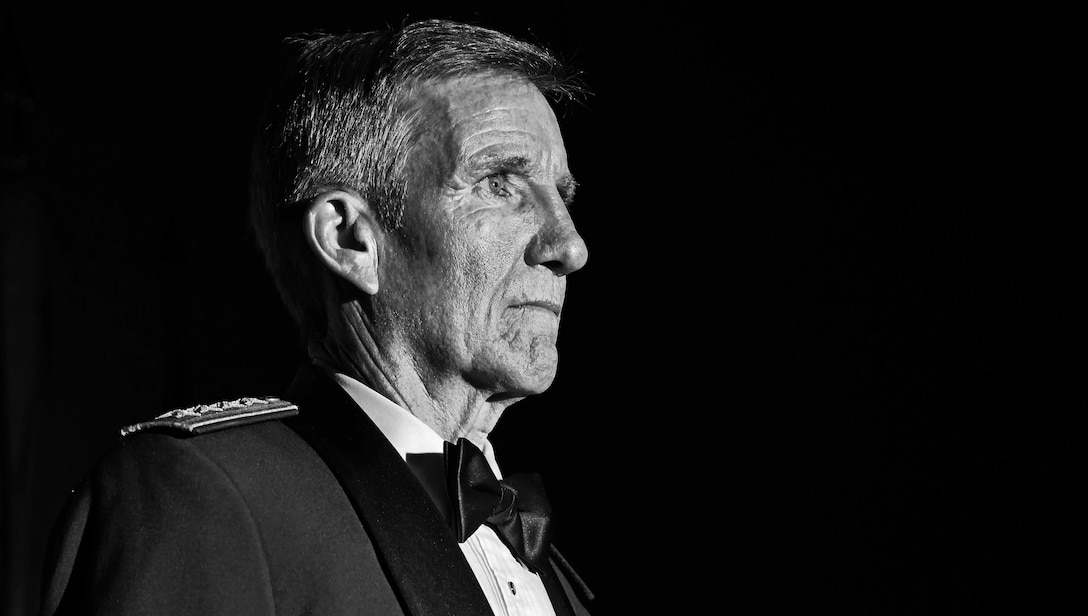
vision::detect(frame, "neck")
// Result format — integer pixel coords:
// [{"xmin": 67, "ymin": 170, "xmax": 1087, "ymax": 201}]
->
[{"xmin": 309, "ymin": 305, "xmax": 513, "ymax": 449}]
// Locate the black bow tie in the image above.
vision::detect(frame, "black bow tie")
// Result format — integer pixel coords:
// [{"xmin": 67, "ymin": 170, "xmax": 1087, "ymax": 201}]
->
[{"xmin": 406, "ymin": 438, "xmax": 552, "ymax": 573}]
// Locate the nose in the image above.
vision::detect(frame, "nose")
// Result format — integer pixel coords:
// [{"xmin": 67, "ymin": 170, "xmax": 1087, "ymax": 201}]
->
[{"xmin": 525, "ymin": 192, "xmax": 588, "ymax": 276}]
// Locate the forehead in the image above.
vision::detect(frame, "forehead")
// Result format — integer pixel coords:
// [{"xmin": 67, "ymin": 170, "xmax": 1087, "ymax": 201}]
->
[{"xmin": 419, "ymin": 74, "xmax": 567, "ymax": 169}]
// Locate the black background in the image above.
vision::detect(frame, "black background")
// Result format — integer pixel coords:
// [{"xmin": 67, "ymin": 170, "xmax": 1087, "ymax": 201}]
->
[{"xmin": 2, "ymin": 3, "xmax": 1060, "ymax": 614}]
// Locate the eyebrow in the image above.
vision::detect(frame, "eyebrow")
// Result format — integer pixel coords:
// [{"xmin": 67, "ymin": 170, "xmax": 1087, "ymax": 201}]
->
[
  {"xmin": 557, "ymin": 174, "xmax": 578, "ymax": 206},
  {"xmin": 471, "ymin": 153, "xmax": 533, "ymax": 174}
]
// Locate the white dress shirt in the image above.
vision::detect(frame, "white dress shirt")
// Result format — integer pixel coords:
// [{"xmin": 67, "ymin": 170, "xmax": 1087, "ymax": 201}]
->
[{"xmin": 319, "ymin": 366, "xmax": 556, "ymax": 616}]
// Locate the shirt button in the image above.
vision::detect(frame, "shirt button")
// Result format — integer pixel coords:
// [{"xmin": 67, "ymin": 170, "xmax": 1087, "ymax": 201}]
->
[{"xmin": 508, "ymin": 581, "xmax": 517, "ymax": 595}]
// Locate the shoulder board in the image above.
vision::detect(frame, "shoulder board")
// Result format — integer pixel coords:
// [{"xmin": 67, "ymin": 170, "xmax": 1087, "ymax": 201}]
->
[{"xmin": 120, "ymin": 397, "xmax": 299, "ymax": 438}]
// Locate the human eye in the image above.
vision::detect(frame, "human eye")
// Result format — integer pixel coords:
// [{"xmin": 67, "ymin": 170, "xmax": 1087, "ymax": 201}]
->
[{"xmin": 478, "ymin": 172, "xmax": 515, "ymax": 199}]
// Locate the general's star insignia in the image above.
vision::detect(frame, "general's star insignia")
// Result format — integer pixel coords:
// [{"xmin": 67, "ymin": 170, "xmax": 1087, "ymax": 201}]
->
[{"xmin": 120, "ymin": 397, "xmax": 299, "ymax": 437}]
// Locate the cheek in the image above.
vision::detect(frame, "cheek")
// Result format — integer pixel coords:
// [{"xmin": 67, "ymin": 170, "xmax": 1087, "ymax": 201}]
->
[
  {"xmin": 465, "ymin": 216, "xmax": 530, "ymax": 297},
  {"xmin": 422, "ymin": 225, "xmax": 494, "ymax": 333},
  {"xmin": 440, "ymin": 220, "xmax": 510, "ymax": 333},
  {"xmin": 469, "ymin": 212, "xmax": 533, "ymax": 264},
  {"xmin": 468, "ymin": 219, "xmax": 505, "ymax": 273}
]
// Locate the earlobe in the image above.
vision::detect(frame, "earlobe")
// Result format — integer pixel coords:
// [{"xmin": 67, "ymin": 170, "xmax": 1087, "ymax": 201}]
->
[{"xmin": 303, "ymin": 190, "xmax": 381, "ymax": 296}]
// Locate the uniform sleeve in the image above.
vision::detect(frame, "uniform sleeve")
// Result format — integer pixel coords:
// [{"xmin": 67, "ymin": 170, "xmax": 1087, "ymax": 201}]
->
[{"xmin": 40, "ymin": 434, "xmax": 277, "ymax": 615}]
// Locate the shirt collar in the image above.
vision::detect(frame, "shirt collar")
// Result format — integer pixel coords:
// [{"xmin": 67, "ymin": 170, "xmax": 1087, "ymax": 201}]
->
[{"xmin": 313, "ymin": 360, "xmax": 503, "ymax": 478}]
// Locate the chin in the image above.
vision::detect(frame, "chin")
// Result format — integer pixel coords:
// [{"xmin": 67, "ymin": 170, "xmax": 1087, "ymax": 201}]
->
[
  {"xmin": 518, "ymin": 368, "xmax": 558, "ymax": 394},
  {"xmin": 470, "ymin": 348, "xmax": 559, "ymax": 398}
]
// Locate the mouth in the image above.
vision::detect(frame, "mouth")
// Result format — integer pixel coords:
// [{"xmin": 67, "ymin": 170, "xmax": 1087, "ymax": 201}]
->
[{"xmin": 511, "ymin": 299, "xmax": 562, "ymax": 317}]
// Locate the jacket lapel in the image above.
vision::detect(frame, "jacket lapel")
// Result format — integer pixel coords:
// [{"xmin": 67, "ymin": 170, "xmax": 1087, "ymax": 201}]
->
[
  {"xmin": 539, "ymin": 560, "xmax": 575, "ymax": 616},
  {"xmin": 283, "ymin": 366, "xmax": 492, "ymax": 616},
  {"xmin": 546, "ymin": 546, "xmax": 595, "ymax": 616}
]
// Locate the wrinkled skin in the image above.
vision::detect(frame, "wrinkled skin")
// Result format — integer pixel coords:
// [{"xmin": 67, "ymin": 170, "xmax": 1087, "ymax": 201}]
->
[{"xmin": 366, "ymin": 74, "xmax": 588, "ymax": 439}]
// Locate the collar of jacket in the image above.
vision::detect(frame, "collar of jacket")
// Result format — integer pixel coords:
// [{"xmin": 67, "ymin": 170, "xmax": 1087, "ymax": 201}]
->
[{"xmin": 281, "ymin": 365, "xmax": 576, "ymax": 616}]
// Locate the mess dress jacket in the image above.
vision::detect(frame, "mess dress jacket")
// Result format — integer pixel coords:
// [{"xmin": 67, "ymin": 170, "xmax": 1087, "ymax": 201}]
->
[{"xmin": 39, "ymin": 366, "xmax": 592, "ymax": 616}]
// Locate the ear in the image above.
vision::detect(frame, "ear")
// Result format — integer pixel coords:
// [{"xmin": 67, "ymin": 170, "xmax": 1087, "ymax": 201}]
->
[{"xmin": 303, "ymin": 190, "xmax": 381, "ymax": 296}]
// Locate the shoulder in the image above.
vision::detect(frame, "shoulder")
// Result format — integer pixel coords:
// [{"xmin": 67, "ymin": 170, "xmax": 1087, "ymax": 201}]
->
[
  {"xmin": 42, "ymin": 394, "xmax": 401, "ymax": 616},
  {"xmin": 73, "ymin": 395, "xmax": 373, "ymax": 569},
  {"xmin": 82, "ymin": 391, "xmax": 377, "ymax": 536},
  {"xmin": 70, "ymin": 395, "xmax": 336, "ymax": 526},
  {"xmin": 43, "ymin": 399, "xmax": 314, "ymax": 615},
  {"xmin": 98, "ymin": 396, "xmax": 305, "ymax": 485}
]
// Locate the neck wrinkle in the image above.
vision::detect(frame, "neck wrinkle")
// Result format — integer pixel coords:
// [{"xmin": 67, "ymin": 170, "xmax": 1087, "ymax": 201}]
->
[{"xmin": 311, "ymin": 304, "xmax": 509, "ymax": 445}]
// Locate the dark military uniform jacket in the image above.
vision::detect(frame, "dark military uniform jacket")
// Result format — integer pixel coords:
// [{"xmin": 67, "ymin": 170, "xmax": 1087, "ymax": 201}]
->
[{"xmin": 39, "ymin": 366, "xmax": 591, "ymax": 615}]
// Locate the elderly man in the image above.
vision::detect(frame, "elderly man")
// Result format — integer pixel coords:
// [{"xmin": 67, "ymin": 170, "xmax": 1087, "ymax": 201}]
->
[{"xmin": 39, "ymin": 20, "xmax": 592, "ymax": 616}]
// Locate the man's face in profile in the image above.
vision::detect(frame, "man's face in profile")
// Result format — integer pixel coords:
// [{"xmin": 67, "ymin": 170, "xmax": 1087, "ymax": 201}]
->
[{"xmin": 376, "ymin": 74, "xmax": 588, "ymax": 398}]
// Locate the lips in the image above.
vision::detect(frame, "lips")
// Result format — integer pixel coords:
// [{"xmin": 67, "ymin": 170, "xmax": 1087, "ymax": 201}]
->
[{"xmin": 511, "ymin": 299, "xmax": 562, "ymax": 317}]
